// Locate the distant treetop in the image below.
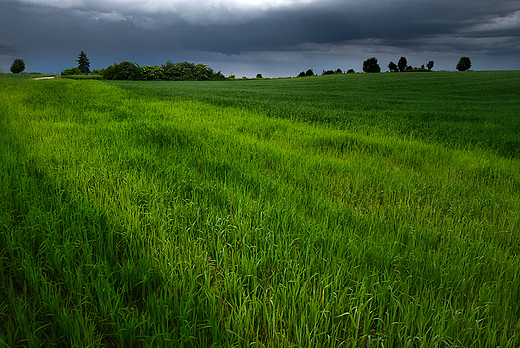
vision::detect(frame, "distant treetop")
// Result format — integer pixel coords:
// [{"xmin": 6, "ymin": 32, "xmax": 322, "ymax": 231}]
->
[
  {"xmin": 363, "ymin": 58, "xmax": 381, "ymax": 73},
  {"xmin": 456, "ymin": 57, "xmax": 471, "ymax": 71},
  {"xmin": 10, "ymin": 59, "xmax": 25, "ymax": 74}
]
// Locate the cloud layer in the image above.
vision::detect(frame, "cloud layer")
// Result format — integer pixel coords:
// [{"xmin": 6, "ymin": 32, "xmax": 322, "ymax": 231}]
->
[{"xmin": 1, "ymin": 0, "xmax": 519, "ymax": 74}]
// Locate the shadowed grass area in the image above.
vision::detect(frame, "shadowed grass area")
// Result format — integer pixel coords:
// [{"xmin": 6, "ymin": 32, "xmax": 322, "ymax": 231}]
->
[{"xmin": 1, "ymin": 74, "xmax": 519, "ymax": 346}]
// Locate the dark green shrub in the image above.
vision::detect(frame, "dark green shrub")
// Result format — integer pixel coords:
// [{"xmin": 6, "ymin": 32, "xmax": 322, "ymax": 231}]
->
[
  {"xmin": 161, "ymin": 61, "xmax": 224, "ymax": 81},
  {"xmin": 102, "ymin": 62, "xmax": 140, "ymax": 80},
  {"xmin": 61, "ymin": 67, "xmax": 82, "ymax": 76}
]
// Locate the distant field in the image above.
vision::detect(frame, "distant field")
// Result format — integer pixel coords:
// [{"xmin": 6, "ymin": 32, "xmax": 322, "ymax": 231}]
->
[
  {"xmin": 112, "ymin": 71, "xmax": 520, "ymax": 158},
  {"xmin": 1, "ymin": 72, "xmax": 519, "ymax": 347}
]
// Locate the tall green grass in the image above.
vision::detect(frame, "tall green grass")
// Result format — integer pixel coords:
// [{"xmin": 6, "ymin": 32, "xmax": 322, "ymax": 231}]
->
[
  {"xmin": 1, "ymin": 73, "xmax": 519, "ymax": 347},
  {"xmin": 113, "ymin": 71, "xmax": 520, "ymax": 158}
]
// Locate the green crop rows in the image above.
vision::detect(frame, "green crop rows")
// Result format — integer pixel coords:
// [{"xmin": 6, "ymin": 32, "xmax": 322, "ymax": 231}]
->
[{"xmin": 1, "ymin": 72, "xmax": 519, "ymax": 347}]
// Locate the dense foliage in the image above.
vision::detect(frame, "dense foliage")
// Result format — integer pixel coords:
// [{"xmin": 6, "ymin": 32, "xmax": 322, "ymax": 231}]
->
[
  {"xmin": 10, "ymin": 59, "xmax": 25, "ymax": 73},
  {"xmin": 100, "ymin": 60, "xmax": 225, "ymax": 81},
  {"xmin": 102, "ymin": 61, "xmax": 140, "ymax": 80},
  {"xmin": 388, "ymin": 61, "xmax": 398, "ymax": 72},
  {"xmin": 388, "ymin": 57, "xmax": 434, "ymax": 73},
  {"xmin": 362, "ymin": 57, "xmax": 381, "ymax": 73},
  {"xmin": 61, "ymin": 67, "xmax": 82, "ymax": 76},
  {"xmin": 457, "ymin": 56, "xmax": 472, "ymax": 71},
  {"xmin": 297, "ymin": 69, "xmax": 315, "ymax": 77},
  {"xmin": 398, "ymin": 57, "xmax": 407, "ymax": 72}
]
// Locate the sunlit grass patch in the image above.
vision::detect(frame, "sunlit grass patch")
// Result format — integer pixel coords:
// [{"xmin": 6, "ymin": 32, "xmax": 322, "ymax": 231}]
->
[{"xmin": 1, "ymin": 74, "xmax": 519, "ymax": 346}]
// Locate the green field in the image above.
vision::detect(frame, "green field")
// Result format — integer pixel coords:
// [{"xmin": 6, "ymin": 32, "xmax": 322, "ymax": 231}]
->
[{"xmin": 1, "ymin": 72, "xmax": 519, "ymax": 347}]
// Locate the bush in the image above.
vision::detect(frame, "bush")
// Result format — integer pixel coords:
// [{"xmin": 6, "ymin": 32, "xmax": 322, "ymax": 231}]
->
[
  {"xmin": 347, "ymin": 69, "xmax": 355, "ymax": 74},
  {"xmin": 102, "ymin": 62, "xmax": 140, "ymax": 80},
  {"xmin": 161, "ymin": 61, "xmax": 225, "ymax": 81},
  {"xmin": 61, "ymin": 67, "xmax": 82, "ymax": 76},
  {"xmin": 322, "ymin": 70, "xmax": 334, "ymax": 75},
  {"xmin": 91, "ymin": 69, "xmax": 104, "ymax": 76},
  {"xmin": 363, "ymin": 58, "xmax": 381, "ymax": 73},
  {"xmin": 404, "ymin": 66, "xmax": 429, "ymax": 73}
]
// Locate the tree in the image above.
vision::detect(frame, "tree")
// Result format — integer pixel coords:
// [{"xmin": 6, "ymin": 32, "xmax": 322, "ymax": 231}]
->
[
  {"xmin": 398, "ymin": 57, "xmax": 407, "ymax": 72},
  {"xmin": 363, "ymin": 57, "xmax": 381, "ymax": 73},
  {"xmin": 427, "ymin": 60, "xmax": 434, "ymax": 71},
  {"xmin": 10, "ymin": 59, "xmax": 25, "ymax": 73},
  {"xmin": 388, "ymin": 61, "xmax": 399, "ymax": 72},
  {"xmin": 256, "ymin": 73, "xmax": 263, "ymax": 79},
  {"xmin": 77, "ymin": 51, "xmax": 90, "ymax": 75},
  {"xmin": 456, "ymin": 57, "xmax": 471, "ymax": 71},
  {"xmin": 305, "ymin": 69, "xmax": 314, "ymax": 76},
  {"xmin": 347, "ymin": 69, "xmax": 355, "ymax": 74},
  {"xmin": 335, "ymin": 68, "xmax": 343, "ymax": 74}
]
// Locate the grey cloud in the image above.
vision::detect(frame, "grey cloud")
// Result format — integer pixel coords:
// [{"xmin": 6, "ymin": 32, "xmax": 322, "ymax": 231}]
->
[{"xmin": 1, "ymin": 0, "xmax": 519, "ymax": 74}]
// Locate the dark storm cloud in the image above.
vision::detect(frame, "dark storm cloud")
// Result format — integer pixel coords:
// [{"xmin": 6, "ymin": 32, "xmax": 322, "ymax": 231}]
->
[{"xmin": 1, "ymin": 0, "xmax": 519, "ymax": 74}]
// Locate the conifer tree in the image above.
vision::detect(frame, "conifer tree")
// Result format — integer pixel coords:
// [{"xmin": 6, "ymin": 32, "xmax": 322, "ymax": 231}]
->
[{"xmin": 77, "ymin": 51, "xmax": 90, "ymax": 75}]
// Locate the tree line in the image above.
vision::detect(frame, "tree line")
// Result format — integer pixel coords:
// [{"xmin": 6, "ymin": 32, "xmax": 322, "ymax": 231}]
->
[
  {"xmin": 6, "ymin": 52, "xmax": 473, "ymax": 77},
  {"xmin": 361, "ymin": 56, "xmax": 471, "ymax": 73},
  {"xmin": 297, "ymin": 56, "xmax": 472, "ymax": 76},
  {"xmin": 60, "ymin": 52, "xmax": 225, "ymax": 81}
]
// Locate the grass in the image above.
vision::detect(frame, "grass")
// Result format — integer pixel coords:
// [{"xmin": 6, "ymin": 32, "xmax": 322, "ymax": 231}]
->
[
  {"xmin": 112, "ymin": 71, "xmax": 520, "ymax": 158},
  {"xmin": 0, "ymin": 72, "xmax": 519, "ymax": 347}
]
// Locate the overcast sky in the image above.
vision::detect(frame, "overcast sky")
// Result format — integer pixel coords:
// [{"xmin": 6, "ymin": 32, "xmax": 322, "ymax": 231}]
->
[{"xmin": 1, "ymin": 0, "xmax": 519, "ymax": 76}]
